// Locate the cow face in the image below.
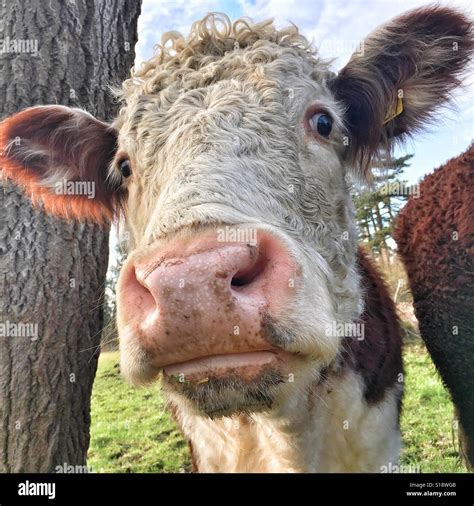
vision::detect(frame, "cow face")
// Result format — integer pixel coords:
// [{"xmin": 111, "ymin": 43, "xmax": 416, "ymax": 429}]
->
[
  {"xmin": 1, "ymin": 7, "xmax": 472, "ymax": 418},
  {"xmin": 113, "ymin": 37, "xmax": 358, "ymax": 417}
]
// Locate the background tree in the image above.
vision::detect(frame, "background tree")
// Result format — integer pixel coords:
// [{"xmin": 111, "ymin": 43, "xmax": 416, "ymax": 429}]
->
[
  {"xmin": 353, "ymin": 154, "xmax": 414, "ymax": 263},
  {"xmin": 0, "ymin": 0, "xmax": 141, "ymax": 472},
  {"xmin": 102, "ymin": 242, "xmax": 128, "ymax": 351}
]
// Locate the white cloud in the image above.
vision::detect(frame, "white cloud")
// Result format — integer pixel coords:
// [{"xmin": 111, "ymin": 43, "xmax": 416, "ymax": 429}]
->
[
  {"xmin": 238, "ymin": 0, "xmax": 473, "ymax": 67},
  {"xmin": 135, "ymin": 0, "xmax": 225, "ymax": 67}
]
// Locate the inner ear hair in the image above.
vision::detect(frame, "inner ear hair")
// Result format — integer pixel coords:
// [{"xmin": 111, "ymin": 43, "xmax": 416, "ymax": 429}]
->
[{"xmin": 0, "ymin": 105, "xmax": 122, "ymax": 223}]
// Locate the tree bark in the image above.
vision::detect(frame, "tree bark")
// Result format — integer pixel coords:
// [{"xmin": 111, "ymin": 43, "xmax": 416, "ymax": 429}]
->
[
  {"xmin": 385, "ymin": 196, "xmax": 394, "ymax": 222},
  {"xmin": 364, "ymin": 221, "xmax": 371, "ymax": 242},
  {"xmin": 373, "ymin": 202, "xmax": 390, "ymax": 264},
  {"xmin": 0, "ymin": 0, "xmax": 141, "ymax": 472}
]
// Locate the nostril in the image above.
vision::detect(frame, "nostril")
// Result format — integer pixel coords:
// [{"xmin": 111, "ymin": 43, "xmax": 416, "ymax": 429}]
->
[
  {"xmin": 130, "ymin": 264, "xmax": 158, "ymax": 310},
  {"xmin": 231, "ymin": 253, "xmax": 268, "ymax": 289}
]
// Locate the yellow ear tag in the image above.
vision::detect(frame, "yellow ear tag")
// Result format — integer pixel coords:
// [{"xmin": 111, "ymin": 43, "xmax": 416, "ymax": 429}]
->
[{"xmin": 383, "ymin": 96, "xmax": 404, "ymax": 125}]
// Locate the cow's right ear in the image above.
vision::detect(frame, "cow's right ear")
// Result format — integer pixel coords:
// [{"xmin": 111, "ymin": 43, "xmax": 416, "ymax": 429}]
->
[
  {"xmin": 331, "ymin": 6, "xmax": 473, "ymax": 174},
  {"xmin": 0, "ymin": 105, "xmax": 123, "ymax": 223}
]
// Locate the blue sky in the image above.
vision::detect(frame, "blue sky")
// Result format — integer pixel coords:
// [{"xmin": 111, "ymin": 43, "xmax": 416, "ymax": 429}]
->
[{"xmin": 134, "ymin": 0, "xmax": 473, "ymax": 184}]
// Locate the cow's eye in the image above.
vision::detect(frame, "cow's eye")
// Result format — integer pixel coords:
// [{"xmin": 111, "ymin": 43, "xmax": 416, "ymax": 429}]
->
[
  {"xmin": 119, "ymin": 159, "xmax": 132, "ymax": 178},
  {"xmin": 308, "ymin": 112, "xmax": 333, "ymax": 138}
]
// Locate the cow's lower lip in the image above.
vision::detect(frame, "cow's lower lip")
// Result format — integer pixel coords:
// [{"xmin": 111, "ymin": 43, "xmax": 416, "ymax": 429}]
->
[{"xmin": 163, "ymin": 350, "xmax": 289, "ymax": 382}]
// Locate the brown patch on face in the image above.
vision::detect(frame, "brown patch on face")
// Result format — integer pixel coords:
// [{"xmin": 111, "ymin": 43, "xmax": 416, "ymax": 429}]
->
[{"xmin": 340, "ymin": 249, "xmax": 403, "ymax": 410}]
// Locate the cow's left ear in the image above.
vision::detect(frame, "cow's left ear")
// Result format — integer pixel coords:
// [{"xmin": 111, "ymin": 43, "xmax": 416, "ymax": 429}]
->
[
  {"xmin": 331, "ymin": 6, "xmax": 473, "ymax": 173},
  {"xmin": 0, "ymin": 105, "xmax": 123, "ymax": 223}
]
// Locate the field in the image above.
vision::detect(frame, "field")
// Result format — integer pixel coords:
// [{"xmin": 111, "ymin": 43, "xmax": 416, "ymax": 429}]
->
[{"xmin": 88, "ymin": 341, "xmax": 464, "ymax": 473}]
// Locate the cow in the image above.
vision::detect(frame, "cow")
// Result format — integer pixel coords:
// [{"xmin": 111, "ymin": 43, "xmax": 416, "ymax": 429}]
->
[
  {"xmin": 0, "ymin": 6, "xmax": 472, "ymax": 472},
  {"xmin": 394, "ymin": 145, "xmax": 474, "ymax": 470}
]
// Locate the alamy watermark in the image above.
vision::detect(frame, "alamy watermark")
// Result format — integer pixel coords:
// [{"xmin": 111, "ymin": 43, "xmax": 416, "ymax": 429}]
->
[
  {"xmin": 18, "ymin": 481, "xmax": 55, "ymax": 500},
  {"xmin": 381, "ymin": 462, "xmax": 421, "ymax": 473},
  {"xmin": 55, "ymin": 179, "xmax": 96, "ymax": 199},
  {"xmin": 55, "ymin": 463, "xmax": 93, "ymax": 473},
  {"xmin": 318, "ymin": 38, "xmax": 365, "ymax": 58},
  {"xmin": 0, "ymin": 320, "xmax": 38, "ymax": 341},
  {"xmin": 217, "ymin": 226, "xmax": 257, "ymax": 246},
  {"xmin": 325, "ymin": 321, "xmax": 365, "ymax": 341},
  {"xmin": 0, "ymin": 37, "xmax": 39, "ymax": 57},
  {"xmin": 380, "ymin": 181, "xmax": 420, "ymax": 199}
]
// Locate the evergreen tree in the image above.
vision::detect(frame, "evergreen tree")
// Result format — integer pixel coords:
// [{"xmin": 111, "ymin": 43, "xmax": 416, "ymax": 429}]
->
[{"xmin": 352, "ymin": 154, "xmax": 414, "ymax": 261}]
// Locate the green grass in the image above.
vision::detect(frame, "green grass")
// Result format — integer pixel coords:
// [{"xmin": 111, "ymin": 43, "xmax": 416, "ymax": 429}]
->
[
  {"xmin": 88, "ymin": 342, "xmax": 465, "ymax": 473},
  {"xmin": 88, "ymin": 352, "xmax": 191, "ymax": 473},
  {"xmin": 400, "ymin": 341, "xmax": 463, "ymax": 473}
]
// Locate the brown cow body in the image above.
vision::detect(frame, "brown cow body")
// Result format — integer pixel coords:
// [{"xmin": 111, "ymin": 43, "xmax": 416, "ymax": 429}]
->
[{"xmin": 395, "ymin": 145, "xmax": 474, "ymax": 467}]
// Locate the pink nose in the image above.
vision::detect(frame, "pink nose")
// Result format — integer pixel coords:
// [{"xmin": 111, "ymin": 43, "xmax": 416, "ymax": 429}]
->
[{"xmin": 118, "ymin": 231, "xmax": 296, "ymax": 369}]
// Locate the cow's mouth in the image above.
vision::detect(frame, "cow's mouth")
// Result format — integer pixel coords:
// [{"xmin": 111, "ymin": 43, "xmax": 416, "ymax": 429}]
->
[
  {"xmin": 162, "ymin": 349, "xmax": 291, "ymax": 383},
  {"xmin": 160, "ymin": 349, "xmax": 296, "ymax": 417},
  {"xmin": 161, "ymin": 350, "xmax": 294, "ymax": 417}
]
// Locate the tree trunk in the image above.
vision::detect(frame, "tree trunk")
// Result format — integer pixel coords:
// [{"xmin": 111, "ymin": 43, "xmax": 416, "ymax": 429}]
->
[
  {"xmin": 369, "ymin": 209, "xmax": 377, "ymax": 232},
  {"xmin": 0, "ymin": 0, "xmax": 141, "ymax": 472},
  {"xmin": 385, "ymin": 196, "xmax": 394, "ymax": 222},
  {"xmin": 364, "ymin": 221, "xmax": 371, "ymax": 242},
  {"xmin": 374, "ymin": 202, "xmax": 390, "ymax": 264}
]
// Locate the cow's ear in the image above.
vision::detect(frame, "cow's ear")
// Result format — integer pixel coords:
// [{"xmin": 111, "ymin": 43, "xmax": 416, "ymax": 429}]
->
[
  {"xmin": 330, "ymin": 6, "xmax": 473, "ymax": 173},
  {"xmin": 0, "ymin": 105, "xmax": 123, "ymax": 223}
]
